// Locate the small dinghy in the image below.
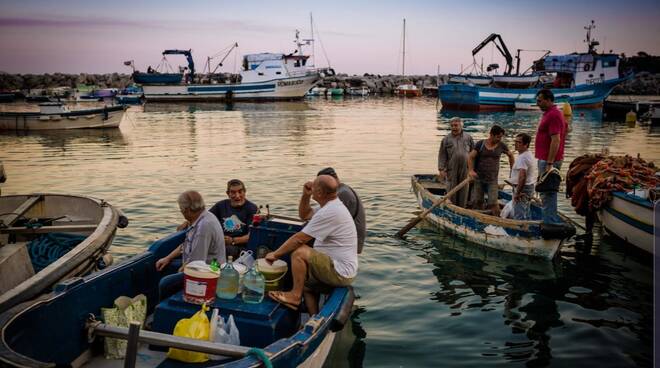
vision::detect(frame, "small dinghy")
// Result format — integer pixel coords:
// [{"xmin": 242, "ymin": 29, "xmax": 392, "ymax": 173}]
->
[
  {"xmin": 0, "ymin": 102, "xmax": 127, "ymax": 131},
  {"xmin": 0, "ymin": 215, "xmax": 354, "ymax": 367},
  {"xmin": 0, "ymin": 194, "xmax": 126, "ymax": 312},
  {"xmin": 411, "ymin": 174, "xmax": 575, "ymax": 259}
]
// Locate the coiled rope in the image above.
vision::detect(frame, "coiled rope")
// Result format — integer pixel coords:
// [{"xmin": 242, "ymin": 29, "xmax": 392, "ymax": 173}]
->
[
  {"xmin": 246, "ymin": 347, "xmax": 273, "ymax": 368},
  {"xmin": 27, "ymin": 233, "xmax": 86, "ymax": 272}
]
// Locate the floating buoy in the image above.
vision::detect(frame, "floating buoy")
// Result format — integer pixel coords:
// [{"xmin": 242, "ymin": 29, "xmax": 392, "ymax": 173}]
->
[
  {"xmin": 625, "ymin": 110, "xmax": 637, "ymax": 124},
  {"xmin": 562, "ymin": 102, "xmax": 573, "ymax": 117}
]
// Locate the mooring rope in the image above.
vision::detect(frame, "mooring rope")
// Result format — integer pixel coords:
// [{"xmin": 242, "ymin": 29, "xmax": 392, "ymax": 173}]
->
[{"xmin": 27, "ymin": 233, "xmax": 87, "ymax": 272}]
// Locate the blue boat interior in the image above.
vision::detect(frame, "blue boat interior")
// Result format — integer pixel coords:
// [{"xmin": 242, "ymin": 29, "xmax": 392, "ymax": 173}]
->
[{"xmin": 0, "ymin": 217, "xmax": 351, "ymax": 367}]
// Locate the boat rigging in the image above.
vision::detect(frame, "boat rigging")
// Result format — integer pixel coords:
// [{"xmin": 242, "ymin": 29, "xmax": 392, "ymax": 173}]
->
[{"xmin": 472, "ymin": 33, "xmax": 514, "ymax": 75}]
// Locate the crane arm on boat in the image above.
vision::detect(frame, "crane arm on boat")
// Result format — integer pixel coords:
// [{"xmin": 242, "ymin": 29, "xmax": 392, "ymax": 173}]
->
[
  {"xmin": 472, "ymin": 33, "xmax": 514, "ymax": 75},
  {"xmin": 162, "ymin": 49, "xmax": 195, "ymax": 79}
]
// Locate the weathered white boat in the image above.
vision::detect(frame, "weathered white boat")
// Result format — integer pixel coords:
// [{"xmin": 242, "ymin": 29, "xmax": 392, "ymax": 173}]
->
[
  {"xmin": 447, "ymin": 74, "xmax": 493, "ymax": 86},
  {"xmin": 0, "ymin": 194, "xmax": 126, "ymax": 312},
  {"xmin": 598, "ymin": 191, "xmax": 654, "ymax": 253},
  {"xmin": 345, "ymin": 86, "xmax": 370, "ymax": 96},
  {"xmin": 306, "ymin": 86, "xmax": 327, "ymax": 96},
  {"xmin": 491, "ymin": 75, "xmax": 540, "ymax": 89},
  {"xmin": 411, "ymin": 174, "xmax": 575, "ymax": 259},
  {"xmin": 0, "ymin": 103, "xmax": 126, "ymax": 131},
  {"xmin": 140, "ymin": 32, "xmax": 332, "ymax": 102}
]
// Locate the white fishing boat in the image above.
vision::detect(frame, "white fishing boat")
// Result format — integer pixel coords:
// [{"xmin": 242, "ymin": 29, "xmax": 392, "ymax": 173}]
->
[
  {"xmin": 139, "ymin": 32, "xmax": 333, "ymax": 102},
  {"xmin": 345, "ymin": 86, "xmax": 370, "ymax": 96},
  {"xmin": 598, "ymin": 191, "xmax": 654, "ymax": 253},
  {"xmin": 306, "ymin": 86, "xmax": 327, "ymax": 96},
  {"xmin": 0, "ymin": 102, "xmax": 126, "ymax": 131}
]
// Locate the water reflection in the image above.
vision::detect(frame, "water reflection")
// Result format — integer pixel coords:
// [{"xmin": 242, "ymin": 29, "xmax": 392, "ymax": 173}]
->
[{"xmin": 0, "ymin": 128, "xmax": 127, "ymax": 150}]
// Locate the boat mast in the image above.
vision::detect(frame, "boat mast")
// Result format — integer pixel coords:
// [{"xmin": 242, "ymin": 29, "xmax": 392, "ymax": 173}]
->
[
  {"xmin": 584, "ymin": 20, "xmax": 599, "ymax": 54},
  {"xmin": 310, "ymin": 13, "xmax": 315, "ymax": 67},
  {"xmin": 402, "ymin": 18, "xmax": 406, "ymax": 77}
]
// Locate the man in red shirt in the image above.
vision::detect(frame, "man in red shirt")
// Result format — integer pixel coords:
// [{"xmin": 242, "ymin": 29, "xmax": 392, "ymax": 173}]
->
[{"xmin": 535, "ymin": 89, "xmax": 567, "ymax": 223}]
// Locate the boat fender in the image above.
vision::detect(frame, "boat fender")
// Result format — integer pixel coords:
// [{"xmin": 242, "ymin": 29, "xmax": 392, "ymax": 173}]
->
[
  {"xmin": 583, "ymin": 63, "xmax": 591, "ymax": 72},
  {"xmin": 117, "ymin": 210, "xmax": 129, "ymax": 228},
  {"xmin": 330, "ymin": 286, "xmax": 355, "ymax": 332},
  {"xmin": 539, "ymin": 223, "xmax": 576, "ymax": 240}
]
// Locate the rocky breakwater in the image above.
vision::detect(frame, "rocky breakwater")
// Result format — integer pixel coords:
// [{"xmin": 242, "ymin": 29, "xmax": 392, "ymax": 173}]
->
[
  {"xmin": 0, "ymin": 72, "xmax": 133, "ymax": 91},
  {"xmin": 319, "ymin": 74, "xmax": 440, "ymax": 94},
  {"xmin": 611, "ymin": 72, "xmax": 660, "ymax": 95}
]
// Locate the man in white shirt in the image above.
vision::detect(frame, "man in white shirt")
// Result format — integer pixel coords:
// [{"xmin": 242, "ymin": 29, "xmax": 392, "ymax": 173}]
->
[
  {"xmin": 510, "ymin": 133, "xmax": 537, "ymax": 220},
  {"xmin": 266, "ymin": 175, "xmax": 358, "ymax": 314}
]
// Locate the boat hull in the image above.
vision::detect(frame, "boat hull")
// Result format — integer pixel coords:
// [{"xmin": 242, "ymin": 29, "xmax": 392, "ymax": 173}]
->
[
  {"xmin": 598, "ymin": 192, "xmax": 654, "ymax": 253},
  {"xmin": 439, "ymin": 76, "xmax": 629, "ymax": 111},
  {"xmin": 411, "ymin": 175, "xmax": 573, "ymax": 259},
  {"xmin": 0, "ymin": 106, "xmax": 126, "ymax": 131},
  {"xmin": 0, "ymin": 194, "xmax": 121, "ymax": 312},
  {"xmin": 142, "ymin": 74, "xmax": 320, "ymax": 102}
]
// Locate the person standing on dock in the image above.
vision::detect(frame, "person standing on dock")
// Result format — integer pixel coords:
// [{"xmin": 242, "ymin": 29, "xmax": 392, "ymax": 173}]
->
[
  {"xmin": 468, "ymin": 125, "xmax": 515, "ymax": 216},
  {"xmin": 534, "ymin": 89, "xmax": 568, "ymax": 224},
  {"xmin": 299, "ymin": 167, "xmax": 366, "ymax": 254},
  {"xmin": 437, "ymin": 117, "xmax": 474, "ymax": 208}
]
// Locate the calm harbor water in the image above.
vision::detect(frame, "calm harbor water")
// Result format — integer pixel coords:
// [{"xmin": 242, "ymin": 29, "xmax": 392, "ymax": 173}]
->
[{"xmin": 1, "ymin": 97, "xmax": 657, "ymax": 367}]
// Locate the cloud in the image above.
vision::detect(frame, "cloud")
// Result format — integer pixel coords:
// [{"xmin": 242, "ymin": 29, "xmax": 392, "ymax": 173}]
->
[{"xmin": 0, "ymin": 16, "xmax": 144, "ymax": 28}]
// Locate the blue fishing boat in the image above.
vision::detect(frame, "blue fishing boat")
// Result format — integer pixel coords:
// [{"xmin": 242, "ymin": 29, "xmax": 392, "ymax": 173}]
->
[
  {"xmin": 411, "ymin": 175, "xmax": 575, "ymax": 259},
  {"xmin": 0, "ymin": 215, "xmax": 354, "ymax": 367},
  {"xmin": 439, "ymin": 21, "xmax": 631, "ymax": 111}
]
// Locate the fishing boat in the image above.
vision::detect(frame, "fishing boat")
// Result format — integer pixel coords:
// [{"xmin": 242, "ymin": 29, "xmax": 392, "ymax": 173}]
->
[
  {"xmin": 327, "ymin": 87, "xmax": 344, "ymax": 96},
  {"xmin": 439, "ymin": 22, "xmax": 631, "ymax": 110},
  {"xmin": 306, "ymin": 86, "xmax": 327, "ymax": 96},
  {"xmin": 0, "ymin": 215, "xmax": 354, "ymax": 367},
  {"xmin": 0, "ymin": 102, "xmax": 127, "ymax": 130},
  {"xmin": 598, "ymin": 191, "xmax": 654, "ymax": 253},
  {"xmin": 345, "ymin": 86, "xmax": 369, "ymax": 96},
  {"xmin": 447, "ymin": 74, "xmax": 493, "ymax": 86},
  {"xmin": 137, "ymin": 32, "xmax": 333, "ymax": 102},
  {"xmin": 394, "ymin": 19, "xmax": 421, "ymax": 98},
  {"xmin": 0, "ymin": 194, "xmax": 126, "ymax": 312},
  {"xmin": 411, "ymin": 174, "xmax": 575, "ymax": 259}
]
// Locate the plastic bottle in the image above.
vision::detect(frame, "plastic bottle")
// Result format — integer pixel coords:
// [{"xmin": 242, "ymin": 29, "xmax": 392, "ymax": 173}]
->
[
  {"xmin": 242, "ymin": 265, "xmax": 265, "ymax": 304},
  {"xmin": 216, "ymin": 256, "xmax": 239, "ymax": 299},
  {"xmin": 210, "ymin": 258, "xmax": 219, "ymax": 272}
]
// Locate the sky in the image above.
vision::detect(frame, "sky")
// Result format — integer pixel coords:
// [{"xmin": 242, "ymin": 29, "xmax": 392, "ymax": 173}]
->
[{"xmin": 1, "ymin": 0, "xmax": 659, "ymax": 76}]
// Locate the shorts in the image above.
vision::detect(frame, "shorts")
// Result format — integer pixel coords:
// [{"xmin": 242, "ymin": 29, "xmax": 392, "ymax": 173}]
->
[
  {"xmin": 305, "ymin": 249, "xmax": 354, "ymax": 294},
  {"xmin": 473, "ymin": 180, "xmax": 499, "ymax": 206}
]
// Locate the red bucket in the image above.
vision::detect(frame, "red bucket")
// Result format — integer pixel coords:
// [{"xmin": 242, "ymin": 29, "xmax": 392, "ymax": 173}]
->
[{"xmin": 183, "ymin": 265, "xmax": 219, "ymax": 305}]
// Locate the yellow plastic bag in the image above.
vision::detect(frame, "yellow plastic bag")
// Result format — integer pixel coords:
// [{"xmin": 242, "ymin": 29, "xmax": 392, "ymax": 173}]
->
[{"xmin": 167, "ymin": 303, "xmax": 211, "ymax": 363}]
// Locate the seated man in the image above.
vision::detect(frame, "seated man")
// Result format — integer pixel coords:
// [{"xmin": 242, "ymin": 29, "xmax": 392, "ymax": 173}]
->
[
  {"xmin": 267, "ymin": 175, "xmax": 358, "ymax": 315},
  {"xmin": 156, "ymin": 190, "xmax": 225, "ymax": 298},
  {"xmin": 510, "ymin": 133, "xmax": 536, "ymax": 220},
  {"xmin": 209, "ymin": 179, "xmax": 259, "ymax": 259},
  {"xmin": 299, "ymin": 167, "xmax": 367, "ymax": 254},
  {"xmin": 468, "ymin": 125, "xmax": 515, "ymax": 216}
]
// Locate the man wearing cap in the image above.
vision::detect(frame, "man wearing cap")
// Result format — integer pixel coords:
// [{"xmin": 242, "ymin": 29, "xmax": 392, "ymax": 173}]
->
[
  {"xmin": 209, "ymin": 179, "xmax": 259, "ymax": 259},
  {"xmin": 299, "ymin": 167, "xmax": 366, "ymax": 254},
  {"xmin": 267, "ymin": 175, "xmax": 357, "ymax": 314}
]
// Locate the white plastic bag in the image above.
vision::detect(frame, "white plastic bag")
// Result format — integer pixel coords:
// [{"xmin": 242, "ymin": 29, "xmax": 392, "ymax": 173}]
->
[
  {"xmin": 500, "ymin": 200, "xmax": 514, "ymax": 219},
  {"xmin": 226, "ymin": 315, "xmax": 240, "ymax": 346},
  {"xmin": 235, "ymin": 250, "xmax": 254, "ymax": 269},
  {"xmin": 211, "ymin": 311, "xmax": 240, "ymax": 350}
]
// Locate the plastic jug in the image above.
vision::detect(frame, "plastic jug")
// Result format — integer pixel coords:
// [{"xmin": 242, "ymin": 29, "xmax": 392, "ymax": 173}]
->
[
  {"xmin": 216, "ymin": 256, "xmax": 239, "ymax": 300},
  {"xmin": 241, "ymin": 265, "xmax": 265, "ymax": 304}
]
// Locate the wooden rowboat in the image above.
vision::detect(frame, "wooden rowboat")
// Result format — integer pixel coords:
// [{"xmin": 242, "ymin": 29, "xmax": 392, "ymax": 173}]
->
[
  {"xmin": 412, "ymin": 174, "xmax": 575, "ymax": 259},
  {"xmin": 0, "ymin": 215, "xmax": 354, "ymax": 367},
  {"xmin": 0, "ymin": 103, "xmax": 127, "ymax": 131},
  {"xmin": 0, "ymin": 194, "xmax": 126, "ymax": 312},
  {"xmin": 598, "ymin": 191, "xmax": 654, "ymax": 253}
]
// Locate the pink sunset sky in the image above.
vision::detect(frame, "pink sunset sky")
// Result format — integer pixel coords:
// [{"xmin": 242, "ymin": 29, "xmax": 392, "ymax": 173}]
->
[{"xmin": 1, "ymin": 0, "xmax": 659, "ymax": 76}]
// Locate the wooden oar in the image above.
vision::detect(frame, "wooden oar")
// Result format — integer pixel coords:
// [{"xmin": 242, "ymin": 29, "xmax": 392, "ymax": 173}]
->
[{"xmin": 396, "ymin": 177, "xmax": 472, "ymax": 238}]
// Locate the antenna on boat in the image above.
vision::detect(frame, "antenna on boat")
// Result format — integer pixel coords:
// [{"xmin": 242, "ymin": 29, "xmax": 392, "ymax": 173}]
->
[
  {"xmin": 307, "ymin": 13, "xmax": 315, "ymax": 67},
  {"xmin": 584, "ymin": 20, "xmax": 599, "ymax": 54}
]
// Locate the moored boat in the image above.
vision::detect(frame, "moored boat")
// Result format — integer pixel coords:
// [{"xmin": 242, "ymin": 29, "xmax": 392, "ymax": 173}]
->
[
  {"xmin": 0, "ymin": 215, "xmax": 354, "ymax": 367},
  {"xmin": 306, "ymin": 86, "xmax": 327, "ymax": 96},
  {"xmin": 411, "ymin": 174, "xmax": 575, "ymax": 259},
  {"xmin": 394, "ymin": 83, "xmax": 422, "ymax": 97},
  {"xmin": 598, "ymin": 191, "xmax": 654, "ymax": 253},
  {"xmin": 0, "ymin": 102, "xmax": 126, "ymax": 130},
  {"xmin": 447, "ymin": 74, "xmax": 493, "ymax": 86},
  {"xmin": 345, "ymin": 86, "xmax": 369, "ymax": 96},
  {"xmin": 0, "ymin": 194, "xmax": 126, "ymax": 312},
  {"xmin": 439, "ymin": 22, "xmax": 631, "ymax": 110}
]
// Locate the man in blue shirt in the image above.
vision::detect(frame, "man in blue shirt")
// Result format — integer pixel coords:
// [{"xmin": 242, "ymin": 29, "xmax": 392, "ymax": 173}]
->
[{"xmin": 209, "ymin": 179, "xmax": 259, "ymax": 259}]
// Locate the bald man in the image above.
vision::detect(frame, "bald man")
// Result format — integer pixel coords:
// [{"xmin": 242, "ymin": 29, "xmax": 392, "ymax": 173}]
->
[
  {"xmin": 266, "ymin": 175, "xmax": 358, "ymax": 314},
  {"xmin": 438, "ymin": 117, "xmax": 474, "ymax": 208}
]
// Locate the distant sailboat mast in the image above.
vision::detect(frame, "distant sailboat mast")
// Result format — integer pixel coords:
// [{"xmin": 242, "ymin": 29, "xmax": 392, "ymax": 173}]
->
[{"xmin": 402, "ymin": 18, "xmax": 406, "ymax": 77}]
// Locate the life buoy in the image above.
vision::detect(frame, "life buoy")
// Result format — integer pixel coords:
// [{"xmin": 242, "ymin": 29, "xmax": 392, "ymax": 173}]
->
[{"xmin": 583, "ymin": 63, "xmax": 591, "ymax": 72}]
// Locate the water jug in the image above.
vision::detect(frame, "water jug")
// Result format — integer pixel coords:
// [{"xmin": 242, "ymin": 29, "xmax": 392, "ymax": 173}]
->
[
  {"xmin": 241, "ymin": 265, "xmax": 265, "ymax": 304},
  {"xmin": 216, "ymin": 256, "xmax": 239, "ymax": 299}
]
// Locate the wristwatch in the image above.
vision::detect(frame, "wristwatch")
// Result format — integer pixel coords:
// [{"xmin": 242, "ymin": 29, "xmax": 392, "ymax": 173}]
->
[{"xmin": 231, "ymin": 238, "xmax": 235, "ymax": 246}]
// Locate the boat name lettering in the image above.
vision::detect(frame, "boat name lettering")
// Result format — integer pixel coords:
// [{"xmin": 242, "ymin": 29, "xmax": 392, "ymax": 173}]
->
[
  {"xmin": 585, "ymin": 77, "xmax": 604, "ymax": 85},
  {"xmin": 277, "ymin": 80, "xmax": 304, "ymax": 87}
]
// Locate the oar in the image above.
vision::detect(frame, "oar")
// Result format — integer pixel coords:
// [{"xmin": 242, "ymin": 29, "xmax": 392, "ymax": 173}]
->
[{"xmin": 396, "ymin": 177, "xmax": 472, "ymax": 238}]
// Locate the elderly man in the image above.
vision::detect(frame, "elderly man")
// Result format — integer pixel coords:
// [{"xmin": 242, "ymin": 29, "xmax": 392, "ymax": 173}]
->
[
  {"xmin": 438, "ymin": 117, "xmax": 474, "ymax": 208},
  {"xmin": 156, "ymin": 190, "xmax": 225, "ymax": 272},
  {"xmin": 468, "ymin": 125, "xmax": 515, "ymax": 216},
  {"xmin": 535, "ymin": 89, "xmax": 568, "ymax": 223},
  {"xmin": 209, "ymin": 179, "xmax": 259, "ymax": 259},
  {"xmin": 267, "ymin": 175, "xmax": 357, "ymax": 314},
  {"xmin": 299, "ymin": 167, "xmax": 366, "ymax": 254}
]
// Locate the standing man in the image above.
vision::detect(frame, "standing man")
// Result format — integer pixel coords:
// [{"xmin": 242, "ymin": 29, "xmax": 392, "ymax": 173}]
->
[
  {"xmin": 468, "ymin": 125, "xmax": 515, "ymax": 216},
  {"xmin": 438, "ymin": 117, "xmax": 474, "ymax": 208},
  {"xmin": 299, "ymin": 167, "xmax": 366, "ymax": 254},
  {"xmin": 510, "ymin": 133, "xmax": 536, "ymax": 220},
  {"xmin": 268, "ymin": 175, "xmax": 357, "ymax": 315},
  {"xmin": 209, "ymin": 179, "xmax": 259, "ymax": 259},
  {"xmin": 535, "ymin": 89, "xmax": 568, "ymax": 224}
]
